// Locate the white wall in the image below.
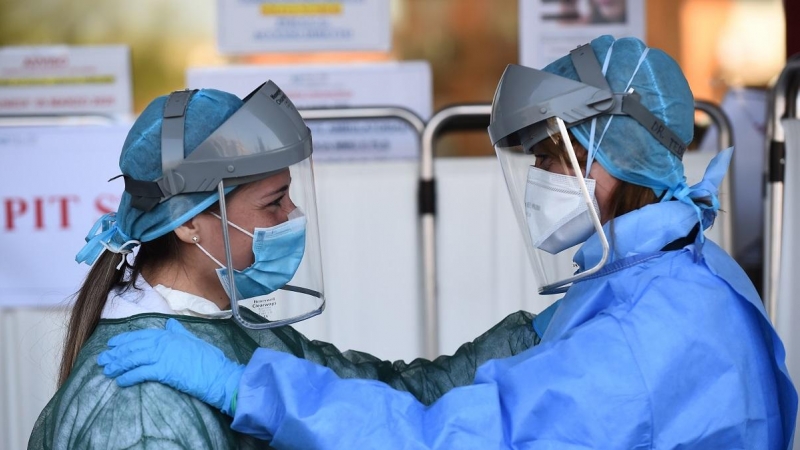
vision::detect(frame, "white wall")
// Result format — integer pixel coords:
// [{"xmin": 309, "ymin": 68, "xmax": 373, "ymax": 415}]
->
[{"xmin": 776, "ymin": 119, "xmax": 800, "ymax": 450}]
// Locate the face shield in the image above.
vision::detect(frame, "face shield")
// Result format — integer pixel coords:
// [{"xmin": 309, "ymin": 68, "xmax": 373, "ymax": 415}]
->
[
  {"xmin": 494, "ymin": 116, "xmax": 608, "ymax": 294},
  {"xmin": 124, "ymin": 82, "xmax": 324, "ymax": 329},
  {"xmin": 487, "ymin": 54, "xmax": 614, "ymax": 295},
  {"xmin": 489, "ymin": 46, "xmax": 688, "ymax": 294}
]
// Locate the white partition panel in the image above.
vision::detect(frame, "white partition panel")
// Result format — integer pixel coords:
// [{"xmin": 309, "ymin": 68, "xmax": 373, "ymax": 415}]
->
[
  {"xmin": 776, "ymin": 118, "xmax": 800, "ymax": 449},
  {"xmin": 1, "ymin": 307, "xmax": 68, "ymax": 450},
  {"xmin": 294, "ymin": 161, "xmax": 423, "ymax": 361},
  {"xmin": 435, "ymin": 158, "xmax": 554, "ymax": 355}
]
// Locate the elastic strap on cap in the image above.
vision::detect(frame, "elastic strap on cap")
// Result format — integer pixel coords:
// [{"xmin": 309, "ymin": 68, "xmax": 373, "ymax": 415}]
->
[
  {"xmin": 123, "ymin": 175, "xmax": 163, "ymax": 212},
  {"xmin": 620, "ymin": 92, "xmax": 687, "ymax": 159}
]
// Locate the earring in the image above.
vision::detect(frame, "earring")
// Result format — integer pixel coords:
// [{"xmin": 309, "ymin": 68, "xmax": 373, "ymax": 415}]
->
[{"xmin": 192, "ymin": 236, "xmax": 199, "ymax": 243}]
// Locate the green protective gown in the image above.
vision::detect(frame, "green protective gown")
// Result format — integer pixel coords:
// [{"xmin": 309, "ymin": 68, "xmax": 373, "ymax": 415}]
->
[{"xmin": 28, "ymin": 311, "xmax": 539, "ymax": 449}]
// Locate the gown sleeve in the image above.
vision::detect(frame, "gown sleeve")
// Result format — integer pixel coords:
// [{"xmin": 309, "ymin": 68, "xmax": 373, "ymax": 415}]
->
[
  {"xmin": 232, "ymin": 313, "xmax": 652, "ymax": 449},
  {"xmin": 270, "ymin": 310, "xmax": 539, "ymax": 405}
]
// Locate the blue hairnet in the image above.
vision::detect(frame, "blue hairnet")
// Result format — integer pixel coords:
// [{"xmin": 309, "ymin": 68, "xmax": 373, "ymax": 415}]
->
[
  {"xmin": 542, "ymin": 35, "xmax": 733, "ymax": 247},
  {"xmin": 543, "ymin": 35, "xmax": 695, "ymax": 196},
  {"xmin": 77, "ymin": 89, "xmax": 243, "ymax": 266}
]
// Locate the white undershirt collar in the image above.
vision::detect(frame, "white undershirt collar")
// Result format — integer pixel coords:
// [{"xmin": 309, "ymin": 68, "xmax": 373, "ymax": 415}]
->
[{"xmin": 101, "ymin": 276, "xmax": 232, "ymax": 320}]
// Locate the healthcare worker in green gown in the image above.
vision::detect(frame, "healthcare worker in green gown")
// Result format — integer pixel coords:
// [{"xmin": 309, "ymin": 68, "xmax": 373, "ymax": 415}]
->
[{"xmin": 28, "ymin": 82, "xmax": 540, "ymax": 450}]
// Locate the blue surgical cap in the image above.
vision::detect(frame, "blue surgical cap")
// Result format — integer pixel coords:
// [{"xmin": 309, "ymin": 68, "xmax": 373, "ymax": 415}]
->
[
  {"xmin": 117, "ymin": 89, "xmax": 243, "ymax": 242},
  {"xmin": 543, "ymin": 35, "xmax": 695, "ymax": 196},
  {"xmin": 76, "ymin": 89, "xmax": 243, "ymax": 265}
]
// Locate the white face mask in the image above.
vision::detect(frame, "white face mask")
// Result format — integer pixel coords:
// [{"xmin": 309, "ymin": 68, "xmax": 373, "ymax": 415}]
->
[{"xmin": 524, "ymin": 166, "xmax": 601, "ymax": 254}]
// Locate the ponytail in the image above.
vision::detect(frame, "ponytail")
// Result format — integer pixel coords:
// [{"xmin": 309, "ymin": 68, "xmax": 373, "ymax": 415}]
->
[
  {"xmin": 58, "ymin": 232, "xmax": 180, "ymax": 387},
  {"xmin": 58, "ymin": 251, "xmax": 124, "ymax": 387}
]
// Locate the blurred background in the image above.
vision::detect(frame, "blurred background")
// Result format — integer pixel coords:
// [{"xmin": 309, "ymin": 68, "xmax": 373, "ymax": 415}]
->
[
  {"xmin": 0, "ymin": 0, "xmax": 787, "ymax": 155},
  {"xmin": 1, "ymin": 1, "xmax": 797, "ymax": 447}
]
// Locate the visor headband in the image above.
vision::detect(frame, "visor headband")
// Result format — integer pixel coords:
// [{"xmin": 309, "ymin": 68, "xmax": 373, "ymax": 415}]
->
[
  {"xmin": 161, "ymin": 89, "xmax": 197, "ymax": 174},
  {"xmin": 123, "ymin": 82, "xmax": 313, "ymax": 212},
  {"xmin": 122, "ymin": 89, "xmax": 198, "ymax": 212},
  {"xmin": 569, "ymin": 44, "xmax": 687, "ymax": 160}
]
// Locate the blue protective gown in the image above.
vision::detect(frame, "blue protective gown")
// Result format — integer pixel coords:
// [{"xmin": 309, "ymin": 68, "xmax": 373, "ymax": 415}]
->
[{"xmin": 229, "ymin": 200, "xmax": 798, "ymax": 449}]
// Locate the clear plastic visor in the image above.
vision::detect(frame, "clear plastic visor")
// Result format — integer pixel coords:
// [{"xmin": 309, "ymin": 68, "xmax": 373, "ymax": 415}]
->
[
  {"xmin": 494, "ymin": 117, "xmax": 608, "ymax": 294},
  {"xmin": 212, "ymin": 156, "xmax": 324, "ymax": 329}
]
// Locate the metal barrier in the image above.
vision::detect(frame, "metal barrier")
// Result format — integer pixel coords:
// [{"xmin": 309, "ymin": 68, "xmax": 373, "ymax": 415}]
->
[
  {"xmin": 763, "ymin": 57, "xmax": 800, "ymax": 322},
  {"xmin": 419, "ymin": 102, "xmax": 735, "ymax": 358},
  {"xmin": 299, "ymin": 106, "xmax": 425, "ymax": 135},
  {"xmin": 419, "ymin": 104, "xmax": 492, "ymax": 359}
]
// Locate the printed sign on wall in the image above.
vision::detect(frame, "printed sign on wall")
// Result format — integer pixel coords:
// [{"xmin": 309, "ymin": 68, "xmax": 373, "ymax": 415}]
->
[
  {"xmin": 187, "ymin": 61, "xmax": 431, "ymax": 161},
  {"xmin": 0, "ymin": 45, "xmax": 133, "ymax": 116},
  {"xmin": 217, "ymin": 0, "xmax": 391, "ymax": 54},
  {"xmin": 520, "ymin": 0, "xmax": 645, "ymax": 69},
  {"xmin": 0, "ymin": 124, "xmax": 130, "ymax": 307}
]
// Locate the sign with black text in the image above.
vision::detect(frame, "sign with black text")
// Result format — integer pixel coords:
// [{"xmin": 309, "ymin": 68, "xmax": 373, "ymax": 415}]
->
[
  {"xmin": 187, "ymin": 61, "xmax": 431, "ymax": 161},
  {"xmin": 520, "ymin": 0, "xmax": 645, "ymax": 69},
  {"xmin": 217, "ymin": 0, "xmax": 391, "ymax": 54},
  {"xmin": 0, "ymin": 45, "xmax": 133, "ymax": 116}
]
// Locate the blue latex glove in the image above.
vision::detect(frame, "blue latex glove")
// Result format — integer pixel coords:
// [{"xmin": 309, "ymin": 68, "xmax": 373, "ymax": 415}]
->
[{"xmin": 97, "ymin": 318, "xmax": 246, "ymax": 416}]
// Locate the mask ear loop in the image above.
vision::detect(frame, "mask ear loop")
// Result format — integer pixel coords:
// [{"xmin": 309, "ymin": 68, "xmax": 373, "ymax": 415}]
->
[
  {"xmin": 194, "ymin": 239, "xmax": 226, "ymax": 269},
  {"xmin": 592, "ymin": 47, "xmax": 651, "ymax": 165},
  {"xmin": 209, "ymin": 211, "xmax": 254, "ymax": 238},
  {"xmin": 585, "ymin": 42, "xmax": 616, "ymax": 176}
]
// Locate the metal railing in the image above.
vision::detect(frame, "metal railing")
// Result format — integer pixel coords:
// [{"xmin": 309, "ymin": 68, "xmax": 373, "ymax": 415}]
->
[
  {"xmin": 299, "ymin": 106, "xmax": 425, "ymax": 135},
  {"xmin": 763, "ymin": 56, "xmax": 800, "ymax": 323},
  {"xmin": 419, "ymin": 102, "xmax": 735, "ymax": 358},
  {"xmin": 419, "ymin": 104, "xmax": 492, "ymax": 359}
]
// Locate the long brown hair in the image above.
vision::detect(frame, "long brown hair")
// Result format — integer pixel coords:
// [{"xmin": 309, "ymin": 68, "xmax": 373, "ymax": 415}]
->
[
  {"xmin": 607, "ymin": 180, "xmax": 658, "ymax": 218},
  {"xmin": 58, "ymin": 232, "xmax": 180, "ymax": 387}
]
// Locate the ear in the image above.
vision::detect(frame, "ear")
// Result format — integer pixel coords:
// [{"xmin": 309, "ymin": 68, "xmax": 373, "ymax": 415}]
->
[{"xmin": 174, "ymin": 214, "xmax": 204, "ymax": 245}]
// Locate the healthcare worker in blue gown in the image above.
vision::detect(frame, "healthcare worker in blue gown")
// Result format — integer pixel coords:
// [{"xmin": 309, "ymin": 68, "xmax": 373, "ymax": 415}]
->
[{"xmin": 99, "ymin": 35, "xmax": 798, "ymax": 449}]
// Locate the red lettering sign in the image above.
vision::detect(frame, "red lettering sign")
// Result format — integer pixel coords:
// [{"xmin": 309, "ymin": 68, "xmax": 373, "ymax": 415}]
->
[
  {"xmin": 53, "ymin": 196, "xmax": 79, "ymax": 229},
  {"xmin": 22, "ymin": 56, "xmax": 68, "ymax": 69},
  {"xmin": 3, "ymin": 195, "xmax": 79, "ymax": 230},
  {"xmin": 4, "ymin": 198, "xmax": 27, "ymax": 230},
  {"xmin": 94, "ymin": 193, "xmax": 119, "ymax": 215}
]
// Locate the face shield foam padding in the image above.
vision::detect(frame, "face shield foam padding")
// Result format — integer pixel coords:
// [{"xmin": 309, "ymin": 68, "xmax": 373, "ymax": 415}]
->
[{"xmin": 542, "ymin": 35, "xmax": 695, "ymax": 196}]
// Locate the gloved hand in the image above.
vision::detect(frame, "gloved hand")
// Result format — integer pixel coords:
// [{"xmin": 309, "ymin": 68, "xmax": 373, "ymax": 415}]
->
[{"xmin": 97, "ymin": 318, "xmax": 246, "ymax": 416}]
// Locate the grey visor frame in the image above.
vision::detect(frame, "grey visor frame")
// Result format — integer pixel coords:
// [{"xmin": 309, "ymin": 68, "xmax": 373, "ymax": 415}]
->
[
  {"xmin": 488, "ymin": 44, "xmax": 687, "ymax": 160},
  {"xmin": 125, "ymin": 81, "xmax": 313, "ymax": 212}
]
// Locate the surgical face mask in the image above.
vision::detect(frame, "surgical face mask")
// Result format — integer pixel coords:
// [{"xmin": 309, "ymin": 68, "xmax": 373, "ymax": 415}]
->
[
  {"xmin": 525, "ymin": 166, "xmax": 600, "ymax": 254},
  {"xmin": 196, "ymin": 209, "xmax": 307, "ymax": 300}
]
